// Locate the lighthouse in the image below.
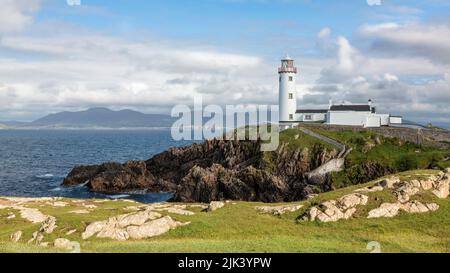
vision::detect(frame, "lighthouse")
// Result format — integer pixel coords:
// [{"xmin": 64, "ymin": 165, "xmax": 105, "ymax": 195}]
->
[{"xmin": 278, "ymin": 55, "xmax": 298, "ymax": 124}]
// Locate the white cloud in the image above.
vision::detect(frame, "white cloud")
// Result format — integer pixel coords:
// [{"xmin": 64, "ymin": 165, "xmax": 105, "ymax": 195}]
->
[
  {"xmin": 358, "ymin": 23, "xmax": 450, "ymax": 64},
  {"xmin": 336, "ymin": 36, "xmax": 357, "ymax": 71},
  {"xmin": 359, "ymin": 22, "xmax": 400, "ymax": 33},
  {"xmin": 0, "ymin": 33, "xmax": 279, "ymax": 120},
  {"xmin": 317, "ymin": 27, "xmax": 331, "ymax": 39},
  {"xmin": 366, "ymin": 0, "xmax": 382, "ymax": 6},
  {"xmin": 305, "ymin": 31, "xmax": 450, "ymax": 125},
  {"xmin": 0, "ymin": 2, "xmax": 449, "ymax": 127},
  {"xmin": 0, "ymin": 0, "xmax": 41, "ymax": 33}
]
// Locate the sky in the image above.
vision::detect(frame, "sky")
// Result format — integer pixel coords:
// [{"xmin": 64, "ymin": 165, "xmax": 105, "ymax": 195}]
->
[{"xmin": 0, "ymin": 0, "xmax": 450, "ymax": 127}]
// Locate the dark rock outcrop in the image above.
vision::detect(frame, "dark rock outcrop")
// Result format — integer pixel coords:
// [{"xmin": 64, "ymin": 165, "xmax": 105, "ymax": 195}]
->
[{"xmin": 63, "ymin": 139, "xmax": 337, "ymax": 202}]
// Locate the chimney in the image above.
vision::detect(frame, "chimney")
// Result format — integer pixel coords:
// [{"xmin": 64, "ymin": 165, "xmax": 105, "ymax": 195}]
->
[{"xmin": 368, "ymin": 99, "xmax": 375, "ymax": 113}]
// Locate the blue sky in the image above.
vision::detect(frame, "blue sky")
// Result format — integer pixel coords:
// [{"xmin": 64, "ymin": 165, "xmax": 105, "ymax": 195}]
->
[
  {"xmin": 0, "ymin": 0, "xmax": 450, "ymax": 127},
  {"xmin": 37, "ymin": 0, "xmax": 447, "ymax": 57}
]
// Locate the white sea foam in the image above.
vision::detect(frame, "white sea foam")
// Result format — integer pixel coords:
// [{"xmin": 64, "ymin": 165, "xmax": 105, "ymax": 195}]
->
[
  {"xmin": 107, "ymin": 194, "xmax": 131, "ymax": 199},
  {"xmin": 36, "ymin": 174, "xmax": 54, "ymax": 179}
]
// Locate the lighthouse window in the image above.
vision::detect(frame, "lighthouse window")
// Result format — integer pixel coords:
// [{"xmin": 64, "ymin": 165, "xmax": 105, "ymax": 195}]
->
[
  {"xmin": 289, "ymin": 93, "xmax": 293, "ymax": 99},
  {"xmin": 279, "ymin": 76, "xmax": 281, "ymax": 82},
  {"xmin": 289, "ymin": 114, "xmax": 294, "ymax": 120},
  {"xmin": 289, "ymin": 76, "xmax": 293, "ymax": 81}
]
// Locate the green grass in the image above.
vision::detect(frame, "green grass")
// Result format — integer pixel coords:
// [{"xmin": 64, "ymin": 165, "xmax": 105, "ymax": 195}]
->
[
  {"xmin": 309, "ymin": 128, "xmax": 448, "ymax": 167},
  {"xmin": 304, "ymin": 127, "xmax": 450, "ymax": 188},
  {"xmin": 1, "ymin": 170, "xmax": 449, "ymax": 253},
  {"xmin": 279, "ymin": 129, "xmax": 335, "ymax": 151}
]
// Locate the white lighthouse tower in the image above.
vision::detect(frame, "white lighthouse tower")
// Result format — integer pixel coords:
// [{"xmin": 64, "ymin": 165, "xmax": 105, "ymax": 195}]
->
[{"xmin": 278, "ymin": 55, "xmax": 298, "ymax": 125}]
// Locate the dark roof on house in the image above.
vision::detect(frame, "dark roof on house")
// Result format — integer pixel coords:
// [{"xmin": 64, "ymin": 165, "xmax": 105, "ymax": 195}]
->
[
  {"xmin": 296, "ymin": 109, "xmax": 328, "ymax": 114},
  {"xmin": 329, "ymin": 105, "xmax": 371, "ymax": 112}
]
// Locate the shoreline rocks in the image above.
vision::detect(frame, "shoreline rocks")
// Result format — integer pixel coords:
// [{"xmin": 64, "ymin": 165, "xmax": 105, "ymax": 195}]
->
[{"xmin": 63, "ymin": 139, "xmax": 337, "ymax": 203}]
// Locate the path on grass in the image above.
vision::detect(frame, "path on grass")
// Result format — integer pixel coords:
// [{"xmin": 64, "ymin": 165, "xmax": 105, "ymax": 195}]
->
[{"xmin": 297, "ymin": 126, "xmax": 351, "ymax": 158}]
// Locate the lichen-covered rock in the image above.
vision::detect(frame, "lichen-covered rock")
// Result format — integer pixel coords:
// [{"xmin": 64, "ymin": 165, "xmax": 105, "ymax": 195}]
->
[
  {"xmin": 54, "ymin": 238, "xmax": 76, "ymax": 250},
  {"xmin": 157, "ymin": 207, "xmax": 195, "ymax": 216},
  {"xmin": 315, "ymin": 201, "xmax": 345, "ymax": 222},
  {"xmin": 256, "ymin": 204, "xmax": 303, "ymax": 215},
  {"xmin": 401, "ymin": 201, "xmax": 432, "ymax": 213},
  {"xmin": 368, "ymin": 203, "xmax": 401, "ymax": 218},
  {"xmin": 394, "ymin": 181, "xmax": 421, "ymax": 203},
  {"xmin": 432, "ymin": 178, "xmax": 449, "ymax": 199},
  {"xmin": 115, "ymin": 211, "xmax": 162, "ymax": 228},
  {"xmin": 378, "ymin": 176, "xmax": 400, "ymax": 189},
  {"xmin": 206, "ymin": 201, "xmax": 225, "ymax": 212},
  {"xmin": 126, "ymin": 216, "xmax": 189, "ymax": 240},
  {"xmin": 66, "ymin": 229, "xmax": 77, "ymax": 236},
  {"xmin": 28, "ymin": 231, "xmax": 44, "ymax": 245},
  {"xmin": 0, "ymin": 204, "xmax": 50, "ymax": 224},
  {"xmin": 303, "ymin": 193, "xmax": 368, "ymax": 222},
  {"xmin": 81, "ymin": 209, "xmax": 189, "ymax": 241},
  {"xmin": 368, "ymin": 200, "xmax": 438, "ymax": 218},
  {"xmin": 96, "ymin": 226, "xmax": 129, "ymax": 241},
  {"xmin": 420, "ymin": 179, "xmax": 435, "ymax": 191},
  {"xmin": 425, "ymin": 203, "xmax": 440, "ymax": 211},
  {"xmin": 39, "ymin": 216, "xmax": 57, "ymax": 234},
  {"xmin": 336, "ymin": 193, "xmax": 368, "ymax": 210},
  {"xmin": 10, "ymin": 231, "xmax": 22, "ymax": 243},
  {"xmin": 82, "ymin": 221, "xmax": 108, "ymax": 240}
]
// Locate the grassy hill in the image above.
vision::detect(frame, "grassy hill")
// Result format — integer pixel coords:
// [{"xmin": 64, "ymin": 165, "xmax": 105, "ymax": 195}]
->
[
  {"xmin": 277, "ymin": 127, "xmax": 450, "ymax": 189},
  {"xmin": 0, "ymin": 169, "xmax": 448, "ymax": 253},
  {"xmin": 1, "ymin": 128, "xmax": 449, "ymax": 253}
]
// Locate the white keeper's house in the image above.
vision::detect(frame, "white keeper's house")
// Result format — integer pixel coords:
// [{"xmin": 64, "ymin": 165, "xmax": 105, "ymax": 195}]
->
[{"xmin": 278, "ymin": 56, "xmax": 403, "ymax": 128}]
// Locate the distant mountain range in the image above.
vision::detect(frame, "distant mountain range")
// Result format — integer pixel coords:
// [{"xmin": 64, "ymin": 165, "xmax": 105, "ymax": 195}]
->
[
  {"xmin": 0, "ymin": 108, "xmax": 176, "ymax": 129},
  {"xmin": 1, "ymin": 107, "xmax": 448, "ymax": 130}
]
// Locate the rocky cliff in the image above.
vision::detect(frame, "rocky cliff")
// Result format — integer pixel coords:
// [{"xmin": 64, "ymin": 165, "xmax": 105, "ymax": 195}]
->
[{"xmin": 63, "ymin": 139, "xmax": 337, "ymax": 202}]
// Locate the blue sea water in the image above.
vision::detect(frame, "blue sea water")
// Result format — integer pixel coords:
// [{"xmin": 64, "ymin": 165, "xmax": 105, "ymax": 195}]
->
[{"xmin": 0, "ymin": 129, "xmax": 195, "ymax": 203}]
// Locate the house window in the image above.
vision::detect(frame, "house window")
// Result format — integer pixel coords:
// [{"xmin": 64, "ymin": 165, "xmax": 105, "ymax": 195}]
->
[
  {"xmin": 289, "ymin": 114, "xmax": 294, "ymax": 120},
  {"xmin": 305, "ymin": 115, "xmax": 312, "ymax": 121},
  {"xmin": 289, "ymin": 76, "xmax": 293, "ymax": 81},
  {"xmin": 289, "ymin": 93, "xmax": 293, "ymax": 99}
]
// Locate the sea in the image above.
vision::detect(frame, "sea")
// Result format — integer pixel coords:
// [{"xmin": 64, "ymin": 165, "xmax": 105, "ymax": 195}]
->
[{"xmin": 0, "ymin": 129, "xmax": 196, "ymax": 203}]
